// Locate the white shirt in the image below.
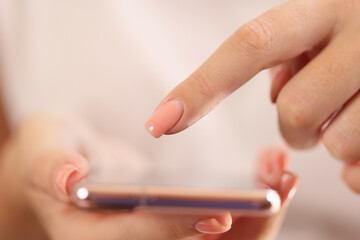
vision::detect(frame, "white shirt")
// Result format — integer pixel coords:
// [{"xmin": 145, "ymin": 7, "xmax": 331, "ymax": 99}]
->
[{"xmin": 0, "ymin": 1, "xmax": 359, "ymax": 239}]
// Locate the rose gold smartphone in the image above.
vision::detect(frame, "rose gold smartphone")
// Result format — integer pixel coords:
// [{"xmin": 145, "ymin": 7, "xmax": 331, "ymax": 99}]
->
[{"xmin": 70, "ymin": 181, "xmax": 280, "ymax": 216}]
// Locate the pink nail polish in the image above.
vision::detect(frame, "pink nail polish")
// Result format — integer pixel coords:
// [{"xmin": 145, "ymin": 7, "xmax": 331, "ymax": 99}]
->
[
  {"xmin": 194, "ymin": 218, "xmax": 231, "ymax": 234},
  {"xmin": 66, "ymin": 170, "xmax": 86, "ymax": 194},
  {"xmin": 55, "ymin": 164, "xmax": 79, "ymax": 196},
  {"xmin": 145, "ymin": 99, "xmax": 184, "ymax": 138},
  {"xmin": 280, "ymin": 172, "xmax": 298, "ymax": 204}
]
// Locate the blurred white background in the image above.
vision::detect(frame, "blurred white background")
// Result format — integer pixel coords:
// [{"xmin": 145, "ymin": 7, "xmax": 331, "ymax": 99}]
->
[{"xmin": 0, "ymin": 0, "xmax": 359, "ymax": 239}]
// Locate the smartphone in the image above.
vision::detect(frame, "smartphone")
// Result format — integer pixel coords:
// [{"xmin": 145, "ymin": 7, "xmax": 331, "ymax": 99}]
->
[{"xmin": 70, "ymin": 181, "xmax": 280, "ymax": 216}]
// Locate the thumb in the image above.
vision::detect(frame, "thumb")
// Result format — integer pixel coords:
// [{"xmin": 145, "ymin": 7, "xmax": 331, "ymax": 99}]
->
[
  {"xmin": 124, "ymin": 212, "xmax": 232, "ymax": 240},
  {"xmin": 30, "ymin": 150, "xmax": 90, "ymax": 201}
]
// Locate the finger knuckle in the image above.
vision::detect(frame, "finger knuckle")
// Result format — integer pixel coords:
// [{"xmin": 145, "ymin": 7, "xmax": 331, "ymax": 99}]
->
[
  {"xmin": 189, "ymin": 71, "xmax": 215, "ymax": 99},
  {"xmin": 232, "ymin": 17, "xmax": 277, "ymax": 55},
  {"xmin": 277, "ymin": 91, "xmax": 314, "ymax": 131},
  {"xmin": 323, "ymin": 127, "xmax": 360, "ymax": 162}
]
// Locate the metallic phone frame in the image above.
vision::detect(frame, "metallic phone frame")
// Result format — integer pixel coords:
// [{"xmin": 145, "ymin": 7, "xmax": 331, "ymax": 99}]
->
[{"xmin": 71, "ymin": 181, "xmax": 281, "ymax": 216}]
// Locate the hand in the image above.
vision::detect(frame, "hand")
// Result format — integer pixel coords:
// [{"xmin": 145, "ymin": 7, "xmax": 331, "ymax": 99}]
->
[
  {"xmin": 0, "ymin": 114, "xmax": 232, "ymax": 240},
  {"xmin": 0, "ymin": 114, "xmax": 297, "ymax": 240},
  {"xmin": 192, "ymin": 146, "xmax": 298, "ymax": 240},
  {"xmin": 145, "ymin": 0, "xmax": 360, "ymax": 193}
]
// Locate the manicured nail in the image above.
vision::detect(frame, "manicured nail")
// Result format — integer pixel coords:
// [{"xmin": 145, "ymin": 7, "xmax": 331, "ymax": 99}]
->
[
  {"xmin": 194, "ymin": 217, "xmax": 231, "ymax": 234},
  {"xmin": 55, "ymin": 164, "xmax": 80, "ymax": 196},
  {"xmin": 145, "ymin": 99, "xmax": 184, "ymax": 138},
  {"xmin": 66, "ymin": 169, "xmax": 86, "ymax": 194},
  {"xmin": 280, "ymin": 172, "xmax": 298, "ymax": 204},
  {"xmin": 258, "ymin": 147, "xmax": 287, "ymax": 189}
]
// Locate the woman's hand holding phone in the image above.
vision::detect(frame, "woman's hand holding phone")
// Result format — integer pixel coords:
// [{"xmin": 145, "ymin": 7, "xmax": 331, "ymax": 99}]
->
[{"xmin": 0, "ymin": 114, "xmax": 297, "ymax": 240}]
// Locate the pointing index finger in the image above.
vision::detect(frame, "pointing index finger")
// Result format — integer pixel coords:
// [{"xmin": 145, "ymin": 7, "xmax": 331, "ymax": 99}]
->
[{"xmin": 146, "ymin": 0, "xmax": 337, "ymax": 138}]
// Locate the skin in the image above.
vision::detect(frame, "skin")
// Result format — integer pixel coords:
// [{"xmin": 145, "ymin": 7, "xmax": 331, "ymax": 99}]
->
[
  {"xmin": 1, "ymin": 0, "xmax": 359, "ymax": 237},
  {"xmin": 9, "ymin": 0, "xmax": 360, "ymax": 238},
  {"xmin": 0, "ymin": 114, "xmax": 297, "ymax": 240},
  {"xmin": 147, "ymin": 0, "xmax": 360, "ymax": 194}
]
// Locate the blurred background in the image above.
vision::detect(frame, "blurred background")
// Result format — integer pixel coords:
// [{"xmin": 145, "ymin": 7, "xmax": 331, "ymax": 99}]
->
[{"xmin": 0, "ymin": 0, "xmax": 359, "ymax": 239}]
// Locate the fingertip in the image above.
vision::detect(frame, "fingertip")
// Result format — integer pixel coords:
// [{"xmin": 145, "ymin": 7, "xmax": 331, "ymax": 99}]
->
[
  {"xmin": 215, "ymin": 211, "xmax": 232, "ymax": 230},
  {"xmin": 257, "ymin": 145, "xmax": 289, "ymax": 179},
  {"xmin": 55, "ymin": 164, "xmax": 80, "ymax": 196},
  {"xmin": 193, "ymin": 212, "xmax": 232, "ymax": 235},
  {"xmin": 145, "ymin": 99, "xmax": 184, "ymax": 138},
  {"xmin": 256, "ymin": 146, "xmax": 298, "ymax": 205},
  {"xmin": 279, "ymin": 172, "xmax": 299, "ymax": 204},
  {"xmin": 145, "ymin": 124, "xmax": 162, "ymax": 138},
  {"xmin": 65, "ymin": 169, "xmax": 87, "ymax": 195},
  {"xmin": 54, "ymin": 154, "xmax": 89, "ymax": 198},
  {"xmin": 342, "ymin": 163, "xmax": 360, "ymax": 194}
]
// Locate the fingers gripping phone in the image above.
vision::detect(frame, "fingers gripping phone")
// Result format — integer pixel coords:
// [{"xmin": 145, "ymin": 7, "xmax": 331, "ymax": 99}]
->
[{"xmin": 71, "ymin": 182, "xmax": 280, "ymax": 216}]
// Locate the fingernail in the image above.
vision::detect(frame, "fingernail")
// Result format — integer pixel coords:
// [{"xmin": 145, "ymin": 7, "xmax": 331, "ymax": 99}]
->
[
  {"xmin": 55, "ymin": 164, "xmax": 81, "ymax": 196},
  {"xmin": 66, "ymin": 169, "xmax": 86, "ymax": 194},
  {"xmin": 145, "ymin": 99, "xmax": 184, "ymax": 138},
  {"xmin": 194, "ymin": 217, "xmax": 231, "ymax": 234},
  {"xmin": 280, "ymin": 172, "xmax": 298, "ymax": 204}
]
